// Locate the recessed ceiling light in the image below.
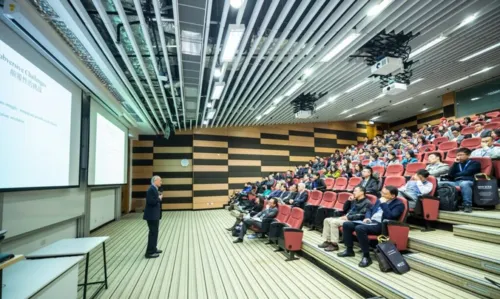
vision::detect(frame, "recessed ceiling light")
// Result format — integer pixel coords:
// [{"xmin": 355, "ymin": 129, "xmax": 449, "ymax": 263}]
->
[
  {"xmin": 421, "ymin": 107, "xmax": 429, "ymax": 111},
  {"xmin": 340, "ymin": 109, "xmax": 351, "ymax": 115},
  {"xmin": 392, "ymin": 97, "xmax": 414, "ymax": 106},
  {"xmin": 206, "ymin": 109, "xmax": 216, "ymax": 119},
  {"xmin": 420, "ymin": 89, "xmax": 435, "ymax": 95},
  {"xmin": 206, "ymin": 102, "xmax": 213, "ymax": 108},
  {"xmin": 345, "ymin": 79, "xmax": 370, "ymax": 93},
  {"xmin": 459, "ymin": 42, "xmax": 500, "ymax": 62},
  {"xmin": 371, "ymin": 116, "xmax": 381, "ymax": 120},
  {"xmin": 367, "ymin": 0, "xmax": 393, "ymax": 17},
  {"xmin": 255, "ymin": 115, "xmax": 262, "ymax": 121},
  {"xmin": 272, "ymin": 96, "xmax": 285, "ymax": 105},
  {"xmin": 214, "ymin": 68, "xmax": 222, "ymax": 78},
  {"xmin": 456, "ymin": 13, "xmax": 477, "ymax": 29},
  {"xmin": 346, "ymin": 113, "xmax": 356, "ymax": 118},
  {"xmin": 368, "ymin": 120, "xmax": 375, "ymax": 125},
  {"xmin": 263, "ymin": 106, "xmax": 276, "ymax": 115},
  {"xmin": 409, "ymin": 35, "xmax": 447, "ymax": 59},
  {"xmin": 470, "ymin": 97, "xmax": 481, "ymax": 101},
  {"xmin": 438, "ymin": 76, "xmax": 469, "ymax": 89},
  {"xmin": 487, "ymin": 90, "xmax": 500, "ymax": 96},
  {"xmin": 202, "ymin": 120, "xmax": 209, "ymax": 125},
  {"xmin": 221, "ymin": 24, "xmax": 245, "ymax": 62},
  {"xmin": 230, "ymin": 0, "xmax": 244, "ymax": 9},
  {"xmin": 211, "ymin": 82, "xmax": 226, "ymax": 99},
  {"xmin": 470, "ymin": 66, "xmax": 494, "ymax": 77},
  {"xmin": 304, "ymin": 68, "xmax": 313, "ymax": 78},
  {"xmin": 409, "ymin": 78, "xmax": 425, "ymax": 85},
  {"xmin": 321, "ymin": 32, "xmax": 361, "ymax": 62},
  {"xmin": 354, "ymin": 100, "xmax": 374, "ymax": 109},
  {"xmin": 284, "ymin": 81, "xmax": 304, "ymax": 97}
]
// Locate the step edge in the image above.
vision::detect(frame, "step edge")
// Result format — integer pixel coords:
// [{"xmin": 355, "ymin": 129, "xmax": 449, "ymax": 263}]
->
[
  {"xmin": 439, "ymin": 212, "xmax": 500, "ymax": 220},
  {"xmin": 454, "ymin": 225, "xmax": 500, "ymax": 235}
]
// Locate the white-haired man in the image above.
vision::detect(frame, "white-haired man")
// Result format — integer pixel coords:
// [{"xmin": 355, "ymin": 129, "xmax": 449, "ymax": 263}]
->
[
  {"xmin": 288, "ymin": 182, "xmax": 308, "ymax": 208},
  {"xmin": 144, "ymin": 175, "xmax": 163, "ymax": 258}
]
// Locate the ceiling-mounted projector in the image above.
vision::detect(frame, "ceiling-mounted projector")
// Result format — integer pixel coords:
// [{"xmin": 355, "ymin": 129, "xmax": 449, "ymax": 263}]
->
[
  {"xmin": 371, "ymin": 57, "xmax": 404, "ymax": 76},
  {"xmin": 382, "ymin": 82, "xmax": 407, "ymax": 95},
  {"xmin": 295, "ymin": 110, "xmax": 313, "ymax": 119}
]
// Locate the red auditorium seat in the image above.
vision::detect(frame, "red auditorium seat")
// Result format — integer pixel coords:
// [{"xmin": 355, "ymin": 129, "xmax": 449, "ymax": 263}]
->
[
  {"xmin": 444, "ymin": 148, "xmax": 459, "ymax": 166},
  {"xmin": 333, "ymin": 177, "xmax": 348, "ymax": 191},
  {"xmin": 470, "ymin": 157, "xmax": 493, "ymax": 175},
  {"xmin": 279, "ymin": 208, "xmax": 305, "ymax": 261},
  {"xmin": 385, "ymin": 164, "xmax": 404, "ymax": 177},
  {"xmin": 420, "ymin": 144, "xmax": 436, "ymax": 152},
  {"xmin": 351, "ymin": 161, "xmax": 359, "ymax": 166},
  {"xmin": 345, "ymin": 177, "xmax": 362, "ymax": 191},
  {"xmin": 303, "ymin": 190, "xmax": 323, "ymax": 227},
  {"xmin": 313, "ymin": 192, "xmax": 337, "ymax": 228},
  {"xmin": 416, "ymin": 152, "xmax": 424, "ymax": 162},
  {"xmin": 486, "ymin": 111, "xmax": 500, "ymax": 118},
  {"xmin": 404, "ymin": 162, "xmax": 426, "ymax": 176},
  {"xmin": 438, "ymin": 141, "xmax": 457, "ymax": 151},
  {"xmin": 485, "ymin": 122, "xmax": 500, "ymax": 130},
  {"xmin": 274, "ymin": 204, "xmax": 292, "ymax": 223},
  {"xmin": 414, "ymin": 176, "xmax": 440, "ymax": 232},
  {"xmin": 362, "ymin": 159, "xmax": 370, "ymax": 166},
  {"xmin": 461, "ymin": 127, "xmax": 475, "ymax": 135},
  {"xmin": 324, "ymin": 178, "xmax": 335, "ymax": 190},
  {"xmin": 461, "ymin": 137, "xmax": 481, "ymax": 149},
  {"xmin": 396, "ymin": 155, "xmax": 403, "ymax": 161},
  {"xmin": 432, "ymin": 137, "xmax": 448, "ymax": 146},
  {"xmin": 371, "ymin": 166, "xmax": 385, "ymax": 177},
  {"xmin": 293, "ymin": 178, "xmax": 300, "ymax": 185},
  {"xmin": 491, "ymin": 117, "xmax": 500, "ymax": 123},
  {"xmin": 383, "ymin": 176, "xmax": 406, "ymax": 189},
  {"xmin": 493, "ymin": 160, "xmax": 500, "ymax": 179},
  {"xmin": 320, "ymin": 191, "xmax": 337, "ymax": 208},
  {"xmin": 366, "ymin": 194, "xmax": 377, "ymax": 205},
  {"xmin": 422, "ymin": 151, "xmax": 445, "ymax": 163},
  {"xmin": 308, "ymin": 190, "xmax": 323, "ymax": 206},
  {"xmin": 333, "ymin": 192, "xmax": 351, "ymax": 211}
]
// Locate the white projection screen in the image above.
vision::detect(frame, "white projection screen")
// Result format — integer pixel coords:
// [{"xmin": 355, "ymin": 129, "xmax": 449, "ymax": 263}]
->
[
  {"xmin": 0, "ymin": 21, "xmax": 81, "ymax": 190},
  {"xmin": 88, "ymin": 99, "xmax": 128, "ymax": 185}
]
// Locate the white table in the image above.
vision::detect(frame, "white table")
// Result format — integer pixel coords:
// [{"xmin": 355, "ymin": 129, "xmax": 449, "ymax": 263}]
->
[
  {"xmin": 26, "ymin": 237, "xmax": 109, "ymax": 299},
  {"xmin": 3, "ymin": 256, "xmax": 83, "ymax": 299}
]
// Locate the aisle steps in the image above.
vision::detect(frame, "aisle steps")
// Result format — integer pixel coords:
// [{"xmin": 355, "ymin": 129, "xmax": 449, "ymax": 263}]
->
[
  {"xmin": 438, "ymin": 210, "xmax": 500, "ymax": 228},
  {"xmin": 453, "ymin": 224, "xmax": 500, "ymax": 244}
]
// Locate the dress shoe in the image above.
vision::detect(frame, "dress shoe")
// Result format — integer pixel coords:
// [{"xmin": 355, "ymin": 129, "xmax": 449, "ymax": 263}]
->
[
  {"xmin": 318, "ymin": 241, "xmax": 331, "ymax": 248},
  {"xmin": 464, "ymin": 206, "xmax": 472, "ymax": 213},
  {"xmin": 226, "ymin": 227, "xmax": 234, "ymax": 231},
  {"xmin": 359, "ymin": 257, "xmax": 372, "ymax": 267},
  {"xmin": 233, "ymin": 238, "xmax": 243, "ymax": 243},
  {"xmin": 145, "ymin": 253, "xmax": 160, "ymax": 259},
  {"xmin": 324, "ymin": 244, "xmax": 339, "ymax": 252},
  {"xmin": 337, "ymin": 250, "xmax": 355, "ymax": 257},
  {"xmin": 155, "ymin": 249, "xmax": 163, "ymax": 254}
]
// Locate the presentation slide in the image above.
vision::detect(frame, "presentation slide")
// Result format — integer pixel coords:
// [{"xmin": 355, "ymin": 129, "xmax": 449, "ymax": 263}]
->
[
  {"xmin": 0, "ymin": 38, "xmax": 74, "ymax": 189},
  {"xmin": 94, "ymin": 113, "xmax": 126, "ymax": 185}
]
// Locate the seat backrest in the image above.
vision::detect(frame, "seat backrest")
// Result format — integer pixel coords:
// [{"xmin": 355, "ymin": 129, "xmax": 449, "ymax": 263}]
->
[
  {"xmin": 346, "ymin": 177, "xmax": 362, "ymax": 191},
  {"xmin": 334, "ymin": 192, "xmax": 351, "ymax": 210},
  {"xmin": 404, "ymin": 162, "xmax": 426, "ymax": 176},
  {"xmin": 432, "ymin": 137, "xmax": 448, "ymax": 146},
  {"xmin": 385, "ymin": 164, "xmax": 404, "ymax": 177},
  {"xmin": 286, "ymin": 208, "xmax": 304, "ymax": 229},
  {"xmin": 422, "ymin": 151, "xmax": 445, "ymax": 163},
  {"xmin": 461, "ymin": 137, "xmax": 481, "ymax": 149},
  {"xmin": 275, "ymin": 204, "xmax": 292, "ymax": 223},
  {"xmin": 420, "ymin": 144, "xmax": 436, "ymax": 152},
  {"xmin": 493, "ymin": 160, "xmax": 500, "ymax": 179},
  {"xmin": 324, "ymin": 178, "xmax": 335, "ymax": 189},
  {"xmin": 308, "ymin": 190, "xmax": 323, "ymax": 205},
  {"xmin": 320, "ymin": 191, "xmax": 337, "ymax": 208},
  {"xmin": 470, "ymin": 157, "xmax": 493, "ymax": 175},
  {"xmin": 362, "ymin": 159, "xmax": 370, "ymax": 166},
  {"xmin": 383, "ymin": 176, "xmax": 407, "ymax": 189},
  {"xmin": 366, "ymin": 194, "xmax": 377, "ymax": 205},
  {"xmin": 445, "ymin": 148, "xmax": 458, "ymax": 161},
  {"xmin": 492, "ymin": 117, "xmax": 500, "ymax": 123},
  {"xmin": 396, "ymin": 155, "xmax": 403, "ymax": 161},
  {"xmin": 427, "ymin": 176, "xmax": 437, "ymax": 196},
  {"xmin": 372, "ymin": 166, "xmax": 385, "ymax": 177},
  {"xmin": 485, "ymin": 122, "xmax": 500, "ymax": 130},
  {"xmin": 397, "ymin": 197, "xmax": 409, "ymax": 222},
  {"xmin": 333, "ymin": 177, "xmax": 348, "ymax": 190},
  {"xmin": 486, "ymin": 111, "xmax": 500, "ymax": 118},
  {"xmin": 416, "ymin": 152, "xmax": 424, "ymax": 162},
  {"xmin": 438, "ymin": 141, "xmax": 457, "ymax": 151},
  {"xmin": 351, "ymin": 160, "xmax": 359, "ymax": 166},
  {"xmin": 461, "ymin": 127, "xmax": 475, "ymax": 135}
]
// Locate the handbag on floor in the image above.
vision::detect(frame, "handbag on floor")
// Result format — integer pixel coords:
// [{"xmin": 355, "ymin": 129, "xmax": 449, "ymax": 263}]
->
[
  {"xmin": 473, "ymin": 174, "xmax": 500, "ymax": 207},
  {"xmin": 376, "ymin": 236, "xmax": 410, "ymax": 274}
]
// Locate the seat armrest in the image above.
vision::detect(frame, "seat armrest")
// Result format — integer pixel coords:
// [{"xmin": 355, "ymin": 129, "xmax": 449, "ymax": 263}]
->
[{"xmin": 283, "ymin": 227, "xmax": 303, "ymax": 233}]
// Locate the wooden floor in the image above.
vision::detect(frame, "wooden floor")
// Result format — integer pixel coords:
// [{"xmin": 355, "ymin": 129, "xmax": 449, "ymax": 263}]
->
[{"xmin": 78, "ymin": 210, "xmax": 361, "ymax": 299}]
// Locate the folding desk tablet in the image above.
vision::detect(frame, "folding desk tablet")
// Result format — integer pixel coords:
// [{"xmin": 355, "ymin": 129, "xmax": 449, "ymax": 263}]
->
[{"xmin": 25, "ymin": 237, "xmax": 109, "ymax": 299}]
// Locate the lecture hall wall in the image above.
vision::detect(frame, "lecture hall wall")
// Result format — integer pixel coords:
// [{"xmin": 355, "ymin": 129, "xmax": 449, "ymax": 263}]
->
[{"xmin": 131, "ymin": 121, "xmax": 376, "ymax": 210}]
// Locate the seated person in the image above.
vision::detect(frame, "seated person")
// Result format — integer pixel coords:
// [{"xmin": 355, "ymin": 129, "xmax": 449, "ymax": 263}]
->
[
  {"xmin": 286, "ymin": 183, "xmax": 308, "ymax": 208},
  {"xmin": 368, "ymin": 154, "xmax": 385, "ymax": 167},
  {"xmin": 265, "ymin": 182, "xmax": 283, "ymax": 199},
  {"xmin": 318, "ymin": 186, "xmax": 372, "ymax": 252},
  {"xmin": 439, "ymin": 148, "xmax": 481, "ymax": 213},
  {"xmin": 402, "ymin": 150, "xmax": 418, "ymax": 167},
  {"xmin": 226, "ymin": 197, "xmax": 264, "ymax": 231},
  {"xmin": 398, "ymin": 169, "xmax": 433, "ymax": 209},
  {"xmin": 471, "ymin": 122, "xmax": 491, "ymax": 138},
  {"xmin": 324, "ymin": 165, "xmax": 342, "ymax": 178},
  {"xmin": 338, "ymin": 186, "xmax": 405, "ymax": 267},
  {"xmin": 359, "ymin": 166, "xmax": 379, "ymax": 195},
  {"xmin": 426, "ymin": 152, "xmax": 450, "ymax": 178},
  {"xmin": 311, "ymin": 173, "xmax": 326, "ymax": 191},
  {"xmin": 471, "ymin": 135, "xmax": 500, "ymax": 159},
  {"xmin": 385, "ymin": 151, "xmax": 400, "ymax": 166},
  {"xmin": 353, "ymin": 164, "xmax": 362, "ymax": 177},
  {"xmin": 448, "ymin": 126, "xmax": 465, "ymax": 144},
  {"xmin": 259, "ymin": 185, "xmax": 271, "ymax": 197},
  {"xmin": 278, "ymin": 184, "xmax": 298, "ymax": 204},
  {"xmin": 492, "ymin": 129, "xmax": 500, "ymax": 144},
  {"xmin": 233, "ymin": 198, "xmax": 279, "ymax": 243},
  {"xmin": 264, "ymin": 174, "xmax": 276, "ymax": 189}
]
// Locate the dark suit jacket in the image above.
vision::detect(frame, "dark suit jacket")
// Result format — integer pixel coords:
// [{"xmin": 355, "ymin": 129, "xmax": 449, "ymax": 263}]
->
[
  {"xmin": 143, "ymin": 185, "xmax": 161, "ymax": 221},
  {"xmin": 449, "ymin": 159, "xmax": 481, "ymax": 182},
  {"xmin": 313, "ymin": 179, "xmax": 326, "ymax": 191},
  {"xmin": 292, "ymin": 191, "xmax": 308, "ymax": 208},
  {"xmin": 361, "ymin": 177, "xmax": 379, "ymax": 195},
  {"xmin": 366, "ymin": 198, "xmax": 405, "ymax": 222}
]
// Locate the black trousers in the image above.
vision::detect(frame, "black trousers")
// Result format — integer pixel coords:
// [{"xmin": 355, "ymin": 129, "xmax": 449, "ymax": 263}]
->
[
  {"xmin": 304, "ymin": 205, "xmax": 319, "ymax": 226},
  {"xmin": 239, "ymin": 218, "xmax": 262, "ymax": 239},
  {"xmin": 146, "ymin": 220, "xmax": 159, "ymax": 254},
  {"xmin": 342, "ymin": 221, "xmax": 382, "ymax": 256}
]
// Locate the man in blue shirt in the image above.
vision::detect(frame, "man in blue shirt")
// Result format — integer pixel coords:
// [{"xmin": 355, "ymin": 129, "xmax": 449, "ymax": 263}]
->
[{"xmin": 439, "ymin": 148, "xmax": 481, "ymax": 213}]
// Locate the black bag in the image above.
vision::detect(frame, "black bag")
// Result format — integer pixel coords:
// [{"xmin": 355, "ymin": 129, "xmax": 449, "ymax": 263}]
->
[
  {"xmin": 374, "ymin": 248, "xmax": 392, "ymax": 272},
  {"xmin": 232, "ymin": 225, "xmax": 241, "ymax": 237},
  {"xmin": 436, "ymin": 185, "xmax": 459, "ymax": 211},
  {"xmin": 376, "ymin": 236, "xmax": 410, "ymax": 274},
  {"xmin": 473, "ymin": 174, "xmax": 500, "ymax": 207}
]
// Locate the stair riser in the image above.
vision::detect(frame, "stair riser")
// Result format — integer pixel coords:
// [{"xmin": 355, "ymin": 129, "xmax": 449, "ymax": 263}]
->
[
  {"xmin": 407, "ymin": 258, "xmax": 499, "ymax": 298},
  {"xmin": 438, "ymin": 213, "xmax": 500, "ymax": 228},
  {"xmin": 453, "ymin": 228, "xmax": 500, "ymax": 244},
  {"xmin": 408, "ymin": 240, "xmax": 500, "ymax": 275}
]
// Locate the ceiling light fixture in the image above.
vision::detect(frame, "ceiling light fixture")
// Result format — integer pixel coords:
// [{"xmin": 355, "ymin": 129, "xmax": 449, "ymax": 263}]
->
[
  {"xmin": 470, "ymin": 97, "xmax": 481, "ymax": 101},
  {"xmin": 321, "ymin": 32, "xmax": 361, "ymax": 62},
  {"xmin": 368, "ymin": 120, "xmax": 375, "ymax": 125},
  {"xmin": 214, "ymin": 67, "xmax": 222, "ymax": 78},
  {"xmin": 370, "ymin": 116, "xmax": 381, "ymax": 120},
  {"xmin": 340, "ymin": 109, "xmax": 352, "ymax": 115},
  {"xmin": 421, "ymin": 107, "xmax": 429, "ymax": 111},
  {"xmin": 263, "ymin": 106, "xmax": 276, "ymax": 115},
  {"xmin": 345, "ymin": 79, "xmax": 370, "ymax": 93},
  {"xmin": 317, "ymin": 103, "xmax": 327, "ymax": 110},
  {"xmin": 284, "ymin": 80, "xmax": 304, "ymax": 96},
  {"xmin": 202, "ymin": 120, "xmax": 209, "ymax": 125},
  {"xmin": 375, "ymin": 94, "xmax": 385, "ymax": 99},
  {"xmin": 354, "ymin": 100, "xmax": 374, "ymax": 109},
  {"xmin": 221, "ymin": 24, "xmax": 245, "ymax": 62},
  {"xmin": 459, "ymin": 42, "xmax": 500, "ymax": 62},
  {"xmin": 327, "ymin": 95, "xmax": 340, "ymax": 102},
  {"xmin": 470, "ymin": 66, "xmax": 494, "ymax": 77},
  {"xmin": 206, "ymin": 102, "xmax": 213, "ymax": 108},
  {"xmin": 346, "ymin": 113, "xmax": 357, "ymax": 118},
  {"xmin": 409, "ymin": 78, "xmax": 425, "ymax": 85},
  {"xmin": 211, "ymin": 82, "xmax": 226, "ymax": 99},
  {"xmin": 409, "ymin": 35, "xmax": 447, "ymax": 59},
  {"xmin": 272, "ymin": 96, "xmax": 285, "ymax": 105},
  {"xmin": 487, "ymin": 90, "xmax": 500, "ymax": 96},
  {"xmin": 206, "ymin": 109, "xmax": 216, "ymax": 119},
  {"xmin": 456, "ymin": 13, "xmax": 477, "ymax": 29},
  {"xmin": 255, "ymin": 115, "xmax": 262, "ymax": 121},
  {"xmin": 367, "ymin": 0, "xmax": 393, "ymax": 17},
  {"xmin": 304, "ymin": 68, "xmax": 313, "ymax": 78},
  {"xmin": 420, "ymin": 89, "xmax": 435, "ymax": 95},
  {"xmin": 438, "ymin": 76, "xmax": 469, "ymax": 89},
  {"xmin": 392, "ymin": 97, "xmax": 414, "ymax": 106},
  {"xmin": 230, "ymin": 0, "xmax": 244, "ymax": 9}
]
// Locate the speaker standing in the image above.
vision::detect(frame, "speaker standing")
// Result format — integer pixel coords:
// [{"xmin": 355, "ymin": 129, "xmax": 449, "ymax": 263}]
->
[{"xmin": 144, "ymin": 175, "xmax": 163, "ymax": 258}]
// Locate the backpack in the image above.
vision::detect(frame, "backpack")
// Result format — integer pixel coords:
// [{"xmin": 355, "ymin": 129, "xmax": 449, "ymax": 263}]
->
[{"xmin": 437, "ymin": 185, "xmax": 459, "ymax": 211}]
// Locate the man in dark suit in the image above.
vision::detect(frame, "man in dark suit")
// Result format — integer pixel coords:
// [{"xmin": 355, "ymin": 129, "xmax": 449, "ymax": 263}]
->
[
  {"xmin": 338, "ymin": 186, "xmax": 405, "ymax": 267},
  {"xmin": 233, "ymin": 198, "xmax": 279, "ymax": 243},
  {"xmin": 360, "ymin": 166, "xmax": 380, "ymax": 196},
  {"xmin": 288, "ymin": 183, "xmax": 308, "ymax": 208},
  {"xmin": 312, "ymin": 173, "xmax": 326, "ymax": 191},
  {"xmin": 144, "ymin": 175, "xmax": 163, "ymax": 258}
]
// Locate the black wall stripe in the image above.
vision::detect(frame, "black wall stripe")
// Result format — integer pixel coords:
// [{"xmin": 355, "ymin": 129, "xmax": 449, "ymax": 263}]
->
[
  {"xmin": 356, "ymin": 123, "xmax": 367, "ymax": 129},
  {"xmin": 314, "ymin": 138, "xmax": 338, "ymax": 147},
  {"xmin": 162, "ymin": 197, "xmax": 193, "ymax": 204},
  {"xmin": 261, "ymin": 159, "xmax": 290, "ymax": 166},
  {"xmin": 194, "ymin": 190, "xmax": 228, "ymax": 197},
  {"xmin": 193, "ymin": 159, "xmax": 228, "ymax": 165},
  {"xmin": 132, "ymin": 159, "xmax": 153, "ymax": 166},
  {"xmin": 260, "ymin": 155, "xmax": 289, "ymax": 161},
  {"xmin": 163, "ymin": 184, "xmax": 193, "ymax": 191},
  {"xmin": 417, "ymin": 113, "xmax": 443, "ymax": 124},
  {"xmin": 357, "ymin": 132, "xmax": 368, "ymax": 137},
  {"xmin": 139, "ymin": 135, "xmax": 161, "ymax": 141},
  {"xmin": 132, "ymin": 178, "xmax": 151, "ymax": 185},
  {"xmin": 314, "ymin": 128, "xmax": 335, "ymax": 134},
  {"xmin": 230, "ymin": 171, "xmax": 262, "ymax": 178},
  {"xmin": 228, "ymin": 136, "xmax": 261, "ymax": 149},
  {"xmin": 390, "ymin": 115, "xmax": 417, "ymax": 127},
  {"xmin": 193, "ymin": 134, "xmax": 228, "ymax": 142},
  {"xmin": 229, "ymin": 166, "xmax": 261, "ymax": 173},
  {"xmin": 193, "ymin": 172, "xmax": 228, "ymax": 179},
  {"xmin": 260, "ymin": 144, "xmax": 290, "ymax": 151},
  {"xmin": 153, "ymin": 153, "xmax": 193, "ymax": 159},
  {"xmin": 228, "ymin": 154, "xmax": 261, "ymax": 160},
  {"xmin": 443, "ymin": 104, "xmax": 455, "ymax": 118},
  {"xmin": 152, "ymin": 135, "xmax": 193, "ymax": 146},
  {"xmin": 133, "ymin": 147, "xmax": 153, "ymax": 153},
  {"xmin": 154, "ymin": 172, "xmax": 193, "ymax": 178},
  {"xmin": 229, "ymin": 183, "xmax": 248, "ymax": 190},
  {"xmin": 193, "ymin": 177, "xmax": 229, "ymax": 184},
  {"xmin": 132, "ymin": 191, "xmax": 146, "ymax": 198},
  {"xmin": 289, "ymin": 130, "xmax": 314, "ymax": 137},
  {"xmin": 335, "ymin": 131, "xmax": 358, "ymax": 141},
  {"xmin": 261, "ymin": 133, "xmax": 289, "ymax": 140},
  {"xmin": 193, "ymin": 146, "xmax": 228, "ymax": 153}
]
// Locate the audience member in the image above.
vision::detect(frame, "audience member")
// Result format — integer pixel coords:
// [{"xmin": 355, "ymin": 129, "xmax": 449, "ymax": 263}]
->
[
  {"xmin": 338, "ymin": 186, "xmax": 405, "ymax": 267},
  {"xmin": 233, "ymin": 198, "xmax": 278, "ymax": 243},
  {"xmin": 368, "ymin": 154, "xmax": 384, "ymax": 167},
  {"xmin": 398, "ymin": 169, "xmax": 433, "ymax": 209},
  {"xmin": 423, "ymin": 129, "xmax": 435, "ymax": 142},
  {"xmin": 402, "ymin": 150, "xmax": 418, "ymax": 167},
  {"xmin": 359, "ymin": 166, "xmax": 379, "ymax": 195},
  {"xmin": 353, "ymin": 164, "xmax": 362, "ymax": 177},
  {"xmin": 493, "ymin": 129, "xmax": 500, "ymax": 144},
  {"xmin": 426, "ymin": 152, "xmax": 450, "ymax": 178},
  {"xmin": 312, "ymin": 173, "xmax": 326, "ymax": 191},
  {"xmin": 318, "ymin": 186, "xmax": 372, "ymax": 252},
  {"xmin": 439, "ymin": 148, "xmax": 481, "ymax": 213},
  {"xmin": 463, "ymin": 117, "xmax": 472, "ymax": 126},
  {"xmin": 226, "ymin": 197, "xmax": 264, "ymax": 231},
  {"xmin": 472, "ymin": 122, "xmax": 491, "ymax": 138},
  {"xmin": 448, "ymin": 126, "xmax": 464, "ymax": 144},
  {"xmin": 386, "ymin": 151, "xmax": 400, "ymax": 166},
  {"xmin": 471, "ymin": 135, "xmax": 500, "ymax": 159},
  {"xmin": 287, "ymin": 183, "xmax": 308, "ymax": 208},
  {"xmin": 341, "ymin": 158, "xmax": 353, "ymax": 178}
]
